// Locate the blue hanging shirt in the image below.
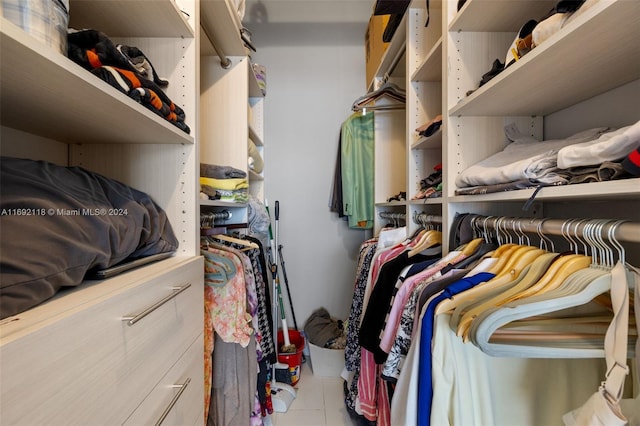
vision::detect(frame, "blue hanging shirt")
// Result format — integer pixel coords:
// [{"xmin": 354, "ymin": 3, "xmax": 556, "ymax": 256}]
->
[{"xmin": 417, "ymin": 272, "xmax": 496, "ymax": 425}]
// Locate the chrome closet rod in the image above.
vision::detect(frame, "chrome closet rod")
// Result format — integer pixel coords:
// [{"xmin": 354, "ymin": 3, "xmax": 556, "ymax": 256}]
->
[
  {"xmin": 200, "ymin": 210, "xmax": 231, "ymax": 227},
  {"xmin": 413, "ymin": 212, "xmax": 443, "ymax": 226},
  {"xmin": 379, "ymin": 211, "xmax": 406, "ymax": 220},
  {"xmin": 477, "ymin": 216, "xmax": 640, "ymax": 244},
  {"xmin": 405, "ymin": 214, "xmax": 639, "ymax": 243},
  {"xmin": 383, "ymin": 40, "xmax": 406, "ymax": 84},
  {"xmin": 201, "ymin": 24, "xmax": 232, "ymax": 69}
]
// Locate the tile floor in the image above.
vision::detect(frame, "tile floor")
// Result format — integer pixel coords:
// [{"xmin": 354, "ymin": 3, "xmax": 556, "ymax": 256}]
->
[{"xmin": 267, "ymin": 362, "xmax": 353, "ymax": 426}]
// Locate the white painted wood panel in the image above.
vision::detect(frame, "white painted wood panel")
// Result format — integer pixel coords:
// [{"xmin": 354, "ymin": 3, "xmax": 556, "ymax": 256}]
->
[
  {"xmin": 0, "ymin": 18, "xmax": 195, "ymax": 145},
  {"xmin": 123, "ymin": 333, "xmax": 204, "ymax": 426},
  {"xmin": 0, "ymin": 257, "xmax": 204, "ymax": 426}
]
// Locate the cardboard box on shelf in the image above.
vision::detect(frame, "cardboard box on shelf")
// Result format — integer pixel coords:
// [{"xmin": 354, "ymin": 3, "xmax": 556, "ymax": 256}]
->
[{"xmin": 365, "ymin": 14, "xmax": 390, "ymax": 87}]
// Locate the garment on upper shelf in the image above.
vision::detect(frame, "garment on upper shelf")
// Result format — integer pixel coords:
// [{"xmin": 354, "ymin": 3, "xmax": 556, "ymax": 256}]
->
[
  {"xmin": 201, "ymin": 163, "xmax": 247, "ymax": 179},
  {"xmin": 455, "ymin": 125, "xmax": 610, "ymax": 188},
  {"xmin": 454, "ymin": 178, "xmax": 538, "ymax": 195},
  {"xmin": 341, "ymin": 112, "xmax": 375, "ymax": 229},
  {"xmin": 0, "ymin": 156, "xmax": 178, "ymax": 319},
  {"xmin": 416, "ymin": 115, "xmax": 442, "ymax": 138},
  {"xmin": 67, "ymin": 30, "xmax": 190, "ymax": 134},
  {"xmin": 622, "ymin": 147, "xmax": 640, "ymax": 176},
  {"xmin": 557, "ymin": 119, "xmax": 640, "ymax": 169},
  {"xmin": 200, "ymin": 177, "xmax": 249, "ymax": 203}
]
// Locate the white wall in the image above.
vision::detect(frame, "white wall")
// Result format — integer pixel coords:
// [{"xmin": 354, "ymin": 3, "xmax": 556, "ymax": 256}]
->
[{"xmin": 246, "ymin": 3, "xmax": 372, "ymax": 329}]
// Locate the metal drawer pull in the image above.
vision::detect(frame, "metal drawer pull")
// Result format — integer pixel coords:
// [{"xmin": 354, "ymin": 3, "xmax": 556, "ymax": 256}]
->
[
  {"xmin": 155, "ymin": 377, "xmax": 191, "ymax": 426},
  {"xmin": 122, "ymin": 283, "xmax": 191, "ymax": 326}
]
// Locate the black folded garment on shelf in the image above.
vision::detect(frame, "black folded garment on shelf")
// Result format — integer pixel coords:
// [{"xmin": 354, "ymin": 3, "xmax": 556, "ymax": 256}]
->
[
  {"xmin": 67, "ymin": 29, "xmax": 190, "ymax": 134},
  {"xmin": 0, "ymin": 156, "xmax": 178, "ymax": 319}
]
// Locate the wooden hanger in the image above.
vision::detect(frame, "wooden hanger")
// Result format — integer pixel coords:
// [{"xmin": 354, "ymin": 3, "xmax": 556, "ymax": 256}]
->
[
  {"xmin": 212, "ymin": 233, "xmax": 258, "ymax": 251},
  {"xmin": 460, "ymin": 237, "xmax": 484, "ymax": 257},
  {"xmin": 408, "ymin": 230, "xmax": 442, "ymax": 257},
  {"xmin": 466, "ymin": 220, "xmax": 633, "ymax": 353},
  {"xmin": 456, "ymin": 247, "xmax": 548, "ymax": 338},
  {"xmin": 502, "ymin": 254, "xmax": 592, "ymax": 304}
]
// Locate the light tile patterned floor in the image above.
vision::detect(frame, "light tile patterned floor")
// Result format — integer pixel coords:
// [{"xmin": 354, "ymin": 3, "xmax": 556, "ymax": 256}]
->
[{"xmin": 268, "ymin": 361, "xmax": 352, "ymax": 426}]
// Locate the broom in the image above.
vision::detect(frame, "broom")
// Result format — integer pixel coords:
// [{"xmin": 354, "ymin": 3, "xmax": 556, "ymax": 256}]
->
[{"xmin": 270, "ymin": 201, "xmax": 296, "ymax": 354}]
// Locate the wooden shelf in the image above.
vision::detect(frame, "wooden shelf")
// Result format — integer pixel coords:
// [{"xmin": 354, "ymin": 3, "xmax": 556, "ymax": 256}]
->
[
  {"xmin": 412, "ymin": 128, "xmax": 442, "ymax": 150},
  {"xmin": 409, "ymin": 197, "xmax": 443, "ymax": 205},
  {"xmin": 449, "ymin": 0, "xmax": 557, "ymax": 32},
  {"xmin": 201, "ymin": 0, "xmax": 247, "ymax": 57},
  {"xmin": 375, "ymin": 201, "xmax": 407, "ymax": 208},
  {"xmin": 68, "ymin": 0, "xmax": 194, "ymax": 37},
  {"xmin": 249, "ymin": 170, "xmax": 263, "ymax": 181},
  {"xmin": 248, "ymin": 125, "xmax": 263, "ymax": 146},
  {"xmin": 449, "ymin": 0, "xmax": 640, "ymax": 117},
  {"xmin": 451, "ymin": 179, "xmax": 640, "ymax": 203},
  {"xmin": 369, "ymin": 13, "xmax": 407, "ymax": 90},
  {"xmin": 411, "ymin": 37, "xmax": 442, "ymax": 82},
  {"xmin": 0, "ymin": 19, "xmax": 194, "ymax": 145},
  {"xmin": 248, "ymin": 66, "xmax": 265, "ymax": 98},
  {"xmin": 199, "ymin": 200, "xmax": 248, "ymax": 208}
]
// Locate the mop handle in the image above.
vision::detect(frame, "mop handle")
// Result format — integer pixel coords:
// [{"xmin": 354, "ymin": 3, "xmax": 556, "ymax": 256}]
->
[{"xmin": 273, "ymin": 200, "xmax": 291, "ymax": 348}]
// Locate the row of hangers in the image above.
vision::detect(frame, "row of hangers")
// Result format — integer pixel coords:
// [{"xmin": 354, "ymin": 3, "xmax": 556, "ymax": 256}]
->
[
  {"xmin": 435, "ymin": 216, "xmax": 637, "ymax": 359},
  {"xmin": 376, "ymin": 212, "xmax": 637, "ymax": 358},
  {"xmin": 351, "ymin": 82, "xmax": 406, "ymax": 113}
]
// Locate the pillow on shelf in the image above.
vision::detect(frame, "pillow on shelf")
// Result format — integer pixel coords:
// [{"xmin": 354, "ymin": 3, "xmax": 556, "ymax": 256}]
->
[{"xmin": 0, "ymin": 156, "xmax": 178, "ymax": 319}]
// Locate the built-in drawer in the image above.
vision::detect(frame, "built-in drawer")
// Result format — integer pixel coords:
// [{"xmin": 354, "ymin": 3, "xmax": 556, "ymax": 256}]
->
[
  {"xmin": 0, "ymin": 256, "xmax": 204, "ymax": 425},
  {"xmin": 123, "ymin": 333, "xmax": 204, "ymax": 425}
]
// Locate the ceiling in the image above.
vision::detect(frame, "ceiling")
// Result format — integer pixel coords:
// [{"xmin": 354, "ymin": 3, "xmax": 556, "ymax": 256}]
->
[{"xmin": 243, "ymin": 0, "xmax": 373, "ymax": 24}]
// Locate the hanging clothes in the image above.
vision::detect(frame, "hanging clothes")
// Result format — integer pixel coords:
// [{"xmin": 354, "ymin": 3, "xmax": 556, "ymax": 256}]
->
[
  {"xmin": 345, "ymin": 215, "xmax": 638, "ymax": 426},
  {"xmin": 340, "ymin": 112, "xmax": 375, "ymax": 229},
  {"xmin": 202, "ymin": 231, "xmax": 276, "ymax": 425}
]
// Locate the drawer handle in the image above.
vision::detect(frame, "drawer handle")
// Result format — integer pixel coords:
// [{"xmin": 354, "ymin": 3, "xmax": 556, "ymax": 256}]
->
[
  {"xmin": 122, "ymin": 283, "xmax": 191, "ymax": 326},
  {"xmin": 155, "ymin": 377, "xmax": 191, "ymax": 426}
]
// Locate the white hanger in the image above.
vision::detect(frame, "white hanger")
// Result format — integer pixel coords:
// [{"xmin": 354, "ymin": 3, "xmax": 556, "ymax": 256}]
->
[{"xmin": 471, "ymin": 220, "xmax": 636, "ymax": 358}]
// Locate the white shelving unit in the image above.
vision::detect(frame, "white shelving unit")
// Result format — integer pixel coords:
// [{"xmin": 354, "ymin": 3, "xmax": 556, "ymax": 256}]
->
[
  {"xmin": 1, "ymin": 18, "xmax": 194, "ymax": 146},
  {"xmin": 368, "ymin": 0, "xmax": 640, "ymax": 249},
  {"xmin": 1, "ymin": 0, "xmax": 204, "ymax": 423},
  {"xmin": 200, "ymin": 0, "xmax": 266, "ymax": 225}
]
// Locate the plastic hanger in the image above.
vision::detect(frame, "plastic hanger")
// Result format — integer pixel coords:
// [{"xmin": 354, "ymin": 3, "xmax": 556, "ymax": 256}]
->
[
  {"xmin": 435, "ymin": 218, "xmax": 527, "ymax": 316},
  {"xmin": 471, "ymin": 220, "xmax": 637, "ymax": 358},
  {"xmin": 352, "ymin": 82, "xmax": 406, "ymax": 112},
  {"xmin": 458, "ymin": 219, "xmax": 596, "ymax": 340},
  {"xmin": 450, "ymin": 251, "xmax": 554, "ymax": 333},
  {"xmin": 453, "ymin": 219, "xmax": 551, "ymax": 334},
  {"xmin": 500, "ymin": 219, "xmax": 598, "ymax": 303}
]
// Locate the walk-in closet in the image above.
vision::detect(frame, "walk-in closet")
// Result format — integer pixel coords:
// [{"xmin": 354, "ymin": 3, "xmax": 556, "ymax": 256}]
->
[{"xmin": 1, "ymin": 0, "xmax": 638, "ymax": 425}]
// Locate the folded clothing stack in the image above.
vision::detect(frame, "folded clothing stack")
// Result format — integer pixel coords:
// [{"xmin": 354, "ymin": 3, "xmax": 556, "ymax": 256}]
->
[
  {"xmin": 200, "ymin": 163, "xmax": 248, "ymax": 203},
  {"xmin": 67, "ymin": 29, "xmax": 190, "ymax": 134}
]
